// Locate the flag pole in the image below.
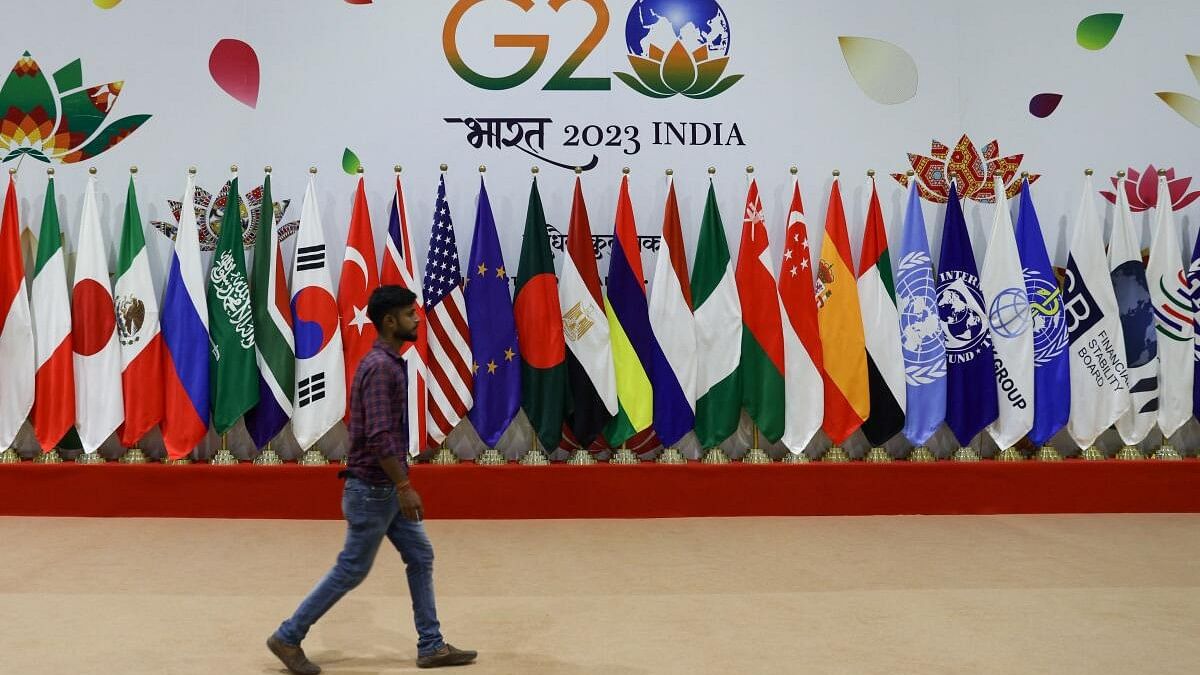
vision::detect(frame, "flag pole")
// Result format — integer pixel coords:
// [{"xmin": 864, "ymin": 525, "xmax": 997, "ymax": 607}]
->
[
  {"xmin": 818, "ymin": 170, "xmax": 853, "ymax": 464},
  {"xmin": 654, "ymin": 168, "xmax": 690, "ymax": 465},
  {"xmin": 898, "ymin": 169, "xmax": 938, "ymax": 463},
  {"xmin": 779, "ymin": 165, "xmax": 812, "ymax": 465},
  {"xmin": 428, "ymin": 162, "xmax": 461, "ymax": 466},
  {"xmin": 74, "ymin": 167, "xmax": 110, "ymax": 465},
  {"xmin": 472, "ymin": 164, "xmax": 507, "ymax": 467},
  {"xmin": 699, "ymin": 166, "xmax": 733, "ymax": 465},
  {"xmin": 118, "ymin": 165, "xmax": 151, "ymax": 466},
  {"xmin": 211, "ymin": 432, "xmax": 239, "ymax": 465},
  {"xmin": 861, "ymin": 168, "xmax": 895, "ymax": 466},
  {"xmin": 608, "ymin": 167, "xmax": 642, "ymax": 466},
  {"xmin": 519, "ymin": 198, "xmax": 553, "ymax": 468}
]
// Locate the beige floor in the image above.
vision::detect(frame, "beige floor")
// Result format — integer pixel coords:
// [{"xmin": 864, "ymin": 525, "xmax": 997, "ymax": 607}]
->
[{"xmin": 1, "ymin": 515, "xmax": 1198, "ymax": 675}]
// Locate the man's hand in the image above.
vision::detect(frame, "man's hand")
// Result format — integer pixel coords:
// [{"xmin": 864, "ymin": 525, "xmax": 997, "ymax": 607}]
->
[{"xmin": 397, "ymin": 482, "xmax": 424, "ymax": 522}]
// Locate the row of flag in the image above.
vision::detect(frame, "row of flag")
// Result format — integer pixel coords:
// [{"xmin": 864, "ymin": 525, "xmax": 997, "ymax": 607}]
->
[{"xmin": 0, "ymin": 168, "xmax": 1194, "ymax": 458}]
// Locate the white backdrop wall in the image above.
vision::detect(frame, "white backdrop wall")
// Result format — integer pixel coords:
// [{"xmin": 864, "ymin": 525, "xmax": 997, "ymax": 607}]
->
[{"xmin": 5, "ymin": 1, "xmax": 1199, "ymax": 458}]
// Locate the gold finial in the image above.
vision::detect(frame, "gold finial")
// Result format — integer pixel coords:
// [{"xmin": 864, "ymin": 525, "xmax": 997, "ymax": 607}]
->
[
  {"xmin": 574, "ymin": 167, "xmax": 583, "ymax": 175},
  {"xmin": 309, "ymin": 166, "xmax": 317, "ymax": 174},
  {"xmin": 531, "ymin": 166, "xmax": 539, "ymax": 175},
  {"xmin": 1117, "ymin": 170, "xmax": 1126, "ymax": 178},
  {"xmin": 264, "ymin": 165, "xmax": 272, "ymax": 174},
  {"xmin": 89, "ymin": 167, "xmax": 97, "ymax": 175},
  {"xmin": 832, "ymin": 169, "xmax": 840, "ymax": 177},
  {"xmin": 622, "ymin": 167, "xmax": 630, "ymax": 175},
  {"xmin": 789, "ymin": 166, "xmax": 798, "ymax": 175},
  {"xmin": 1157, "ymin": 168, "xmax": 1167, "ymax": 176},
  {"xmin": 7, "ymin": 168, "xmax": 14, "ymax": 176},
  {"xmin": 47, "ymin": 168, "xmax": 55, "ymax": 176},
  {"xmin": 666, "ymin": 169, "xmax": 674, "ymax": 176},
  {"xmin": 867, "ymin": 169, "xmax": 875, "ymax": 177},
  {"xmin": 440, "ymin": 163, "xmax": 448, "ymax": 172},
  {"xmin": 394, "ymin": 165, "xmax": 402, "ymax": 174},
  {"xmin": 130, "ymin": 165, "xmax": 138, "ymax": 175},
  {"xmin": 356, "ymin": 166, "xmax": 364, "ymax": 174},
  {"xmin": 479, "ymin": 165, "xmax": 487, "ymax": 173},
  {"xmin": 1021, "ymin": 171, "xmax": 1030, "ymax": 178},
  {"xmin": 188, "ymin": 166, "xmax": 197, "ymax": 175},
  {"xmin": 906, "ymin": 170, "xmax": 915, "ymax": 177},
  {"xmin": 230, "ymin": 164, "xmax": 238, "ymax": 173},
  {"xmin": 1084, "ymin": 168, "xmax": 1094, "ymax": 176},
  {"xmin": 707, "ymin": 166, "xmax": 716, "ymax": 175},
  {"xmin": 746, "ymin": 165, "xmax": 754, "ymax": 174}
]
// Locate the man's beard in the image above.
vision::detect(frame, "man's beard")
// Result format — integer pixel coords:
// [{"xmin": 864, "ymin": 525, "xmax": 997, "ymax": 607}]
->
[{"xmin": 399, "ymin": 328, "xmax": 418, "ymax": 343}]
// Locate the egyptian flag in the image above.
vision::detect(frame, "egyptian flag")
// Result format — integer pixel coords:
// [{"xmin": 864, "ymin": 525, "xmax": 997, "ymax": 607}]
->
[
  {"xmin": 514, "ymin": 177, "xmax": 568, "ymax": 450},
  {"xmin": 856, "ymin": 178, "xmax": 905, "ymax": 445}
]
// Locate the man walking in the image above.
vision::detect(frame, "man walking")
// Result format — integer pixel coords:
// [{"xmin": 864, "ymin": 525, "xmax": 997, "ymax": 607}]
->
[{"xmin": 269, "ymin": 286, "xmax": 477, "ymax": 672}]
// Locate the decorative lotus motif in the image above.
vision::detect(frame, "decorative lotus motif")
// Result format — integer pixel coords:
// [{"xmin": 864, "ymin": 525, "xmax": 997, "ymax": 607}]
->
[
  {"xmin": 616, "ymin": 40, "xmax": 742, "ymax": 99},
  {"xmin": 892, "ymin": 135, "xmax": 1040, "ymax": 203},
  {"xmin": 0, "ymin": 51, "xmax": 150, "ymax": 164},
  {"xmin": 151, "ymin": 182, "xmax": 298, "ymax": 251},
  {"xmin": 1100, "ymin": 165, "xmax": 1200, "ymax": 212}
]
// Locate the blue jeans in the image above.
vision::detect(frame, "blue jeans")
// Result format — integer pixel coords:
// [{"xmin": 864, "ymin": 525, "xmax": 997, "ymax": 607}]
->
[{"xmin": 275, "ymin": 478, "xmax": 445, "ymax": 657}]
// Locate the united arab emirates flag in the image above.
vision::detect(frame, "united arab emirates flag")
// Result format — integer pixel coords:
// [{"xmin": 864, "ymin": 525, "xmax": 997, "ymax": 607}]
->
[
  {"xmin": 856, "ymin": 179, "xmax": 905, "ymax": 445},
  {"xmin": 514, "ymin": 177, "xmax": 568, "ymax": 450}
]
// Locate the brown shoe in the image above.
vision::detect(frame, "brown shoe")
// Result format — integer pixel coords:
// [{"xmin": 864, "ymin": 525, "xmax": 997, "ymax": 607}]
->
[
  {"xmin": 267, "ymin": 635, "xmax": 321, "ymax": 675},
  {"xmin": 416, "ymin": 643, "xmax": 478, "ymax": 668}
]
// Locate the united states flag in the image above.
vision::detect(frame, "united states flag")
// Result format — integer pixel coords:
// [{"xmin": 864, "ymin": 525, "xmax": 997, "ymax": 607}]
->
[
  {"xmin": 421, "ymin": 175, "xmax": 474, "ymax": 443},
  {"xmin": 381, "ymin": 174, "xmax": 430, "ymax": 456}
]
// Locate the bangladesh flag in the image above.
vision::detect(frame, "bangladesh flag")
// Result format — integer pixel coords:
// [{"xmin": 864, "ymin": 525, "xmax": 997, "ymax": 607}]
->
[
  {"xmin": 206, "ymin": 176, "xmax": 258, "ymax": 434},
  {"xmin": 514, "ymin": 177, "xmax": 568, "ymax": 450}
]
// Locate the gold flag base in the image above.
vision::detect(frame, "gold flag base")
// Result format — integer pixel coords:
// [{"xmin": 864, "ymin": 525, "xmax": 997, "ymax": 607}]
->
[
  {"xmin": 701, "ymin": 447, "xmax": 731, "ymax": 464},
  {"xmin": 1078, "ymin": 446, "xmax": 1105, "ymax": 461},
  {"xmin": 298, "ymin": 448, "xmax": 330, "ymax": 466},
  {"xmin": 864, "ymin": 447, "xmax": 892, "ymax": 463},
  {"xmin": 75, "ymin": 451, "xmax": 106, "ymax": 464},
  {"xmin": 519, "ymin": 449, "xmax": 550, "ymax": 465},
  {"xmin": 566, "ymin": 449, "xmax": 597, "ymax": 465},
  {"xmin": 610, "ymin": 447, "xmax": 640, "ymax": 464},
  {"xmin": 162, "ymin": 455, "xmax": 192, "ymax": 465},
  {"xmin": 742, "ymin": 447, "xmax": 773, "ymax": 464},
  {"xmin": 253, "ymin": 447, "xmax": 284, "ymax": 465},
  {"xmin": 951, "ymin": 447, "xmax": 981, "ymax": 462},
  {"xmin": 1115, "ymin": 445, "xmax": 1145, "ymax": 461},
  {"xmin": 475, "ymin": 448, "xmax": 506, "ymax": 465},
  {"xmin": 656, "ymin": 447, "xmax": 687, "ymax": 464},
  {"xmin": 907, "ymin": 446, "xmax": 937, "ymax": 462},
  {"xmin": 995, "ymin": 447, "xmax": 1025, "ymax": 462},
  {"xmin": 430, "ymin": 446, "xmax": 460, "ymax": 465},
  {"xmin": 119, "ymin": 447, "xmax": 149, "ymax": 464},
  {"xmin": 34, "ymin": 449, "xmax": 63, "ymax": 464},
  {"xmin": 821, "ymin": 446, "xmax": 851, "ymax": 463},
  {"xmin": 781, "ymin": 451, "xmax": 810, "ymax": 464},
  {"xmin": 1151, "ymin": 444, "xmax": 1183, "ymax": 461},
  {"xmin": 0, "ymin": 447, "xmax": 21, "ymax": 463},
  {"xmin": 210, "ymin": 448, "xmax": 239, "ymax": 465},
  {"xmin": 1035, "ymin": 445, "xmax": 1063, "ymax": 462}
]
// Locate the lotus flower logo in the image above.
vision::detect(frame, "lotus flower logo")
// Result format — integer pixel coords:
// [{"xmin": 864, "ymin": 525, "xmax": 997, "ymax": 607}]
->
[
  {"xmin": 152, "ymin": 182, "xmax": 299, "ymax": 251},
  {"xmin": 0, "ymin": 51, "xmax": 150, "ymax": 164},
  {"xmin": 1100, "ymin": 165, "xmax": 1200, "ymax": 213},
  {"xmin": 615, "ymin": 0, "xmax": 742, "ymax": 99},
  {"xmin": 892, "ymin": 135, "xmax": 1040, "ymax": 204}
]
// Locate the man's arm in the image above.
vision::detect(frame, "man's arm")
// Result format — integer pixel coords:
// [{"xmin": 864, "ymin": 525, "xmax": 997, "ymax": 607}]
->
[{"xmin": 361, "ymin": 363, "xmax": 422, "ymax": 520}]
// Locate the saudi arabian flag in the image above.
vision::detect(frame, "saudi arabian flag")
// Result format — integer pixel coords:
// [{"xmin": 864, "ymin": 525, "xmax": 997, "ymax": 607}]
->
[
  {"xmin": 691, "ymin": 181, "xmax": 742, "ymax": 449},
  {"xmin": 206, "ymin": 176, "xmax": 259, "ymax": 434}
]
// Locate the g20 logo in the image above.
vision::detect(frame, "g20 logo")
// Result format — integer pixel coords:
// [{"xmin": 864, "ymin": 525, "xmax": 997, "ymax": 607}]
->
[{"xmin": 443, "ymin": 0, "xmax": 743, "ymax": 99}]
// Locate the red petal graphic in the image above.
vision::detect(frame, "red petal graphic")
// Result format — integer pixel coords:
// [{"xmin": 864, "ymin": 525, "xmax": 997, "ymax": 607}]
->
[
  {"xmin": 1136, "ymin": 166, "xmax": 1157, "ymax": 210},
  {"xmin": 1099, "ymin": 190, "xmax": 1118, "ymax": 205},
  {"xmin": 1167, "ymin": 176, "xmax": 1192, "ymax": 204},
  {"xmin": 1028, "ymin": 93, "xmax": 1063, "ymax": 118},
  {"xmin": 209, "ymin": 39, "xmax": 260, "ymax": 108},
  {"xmin": 1175, "ymin": 190, "xmax": 1200, "ymax": 210}
]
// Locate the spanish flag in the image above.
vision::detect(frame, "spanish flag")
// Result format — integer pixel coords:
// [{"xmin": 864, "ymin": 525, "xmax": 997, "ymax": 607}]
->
[{"xmin": 816, "ymin": 177, "xmax": 869, "ymax": 443}]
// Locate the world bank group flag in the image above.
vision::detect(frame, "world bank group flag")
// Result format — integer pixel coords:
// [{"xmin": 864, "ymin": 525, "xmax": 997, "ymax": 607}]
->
[{"xmin": 895, "ymin": 182, "xmax": 945, "ymax": 447}]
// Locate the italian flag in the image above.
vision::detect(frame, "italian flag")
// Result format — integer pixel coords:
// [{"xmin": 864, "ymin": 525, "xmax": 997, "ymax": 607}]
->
[
  {"xmin": 115, "ymin": 175, "xmax": 164, "ymax": 447},
  {"xmin": 30, "ymin": 175, "xmax": 74, "ymax": 451},
  {"xmin": 735, "ymin": 178, "xmax": 785, "ymax": 442}
]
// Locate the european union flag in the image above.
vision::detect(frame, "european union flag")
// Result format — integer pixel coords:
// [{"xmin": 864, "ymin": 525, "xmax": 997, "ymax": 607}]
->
[
  {"xmin": 936, "ymin": 182, "xmax": 999, "ymax": 445},
  {"xmin": 464, "ymin": 177, "xmax": 521, "ymax": 447},
  {"xmin": 1015, "ymin": 179, "xmax": 1070, "ymax": 445}
]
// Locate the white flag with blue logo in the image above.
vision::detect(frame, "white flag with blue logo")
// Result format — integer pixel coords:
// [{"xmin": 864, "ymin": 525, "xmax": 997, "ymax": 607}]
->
[
  {"xmin": 895, "ymin": 182, "xmax": 945, "ymax": 446},
  {"xmin": 1145, "ymin": 174, "xmax": 1193, "ymax": 438}
]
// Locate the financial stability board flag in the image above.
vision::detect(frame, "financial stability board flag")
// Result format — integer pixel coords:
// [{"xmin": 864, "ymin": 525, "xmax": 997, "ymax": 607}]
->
[
  {"xmin": 937, "ymin": 181, "xmax": 999, "ymax": 446},
  {"xmin": 777, "ymin": 175, "xmax": 823, "ymax": 455},
  {"xmin": 30, "ymin": 173, "xmax": 74, "ymax": 451},
  {"xmin": 465, "ymin": 176, "xmax": 520, "ymax": 447},
  {"xmin": 691, "ymin": 179, "xmax": 742, "ymax": 449},
  {"xmin": 1145, "ymin": 173, "xmax": 1193, "ymax": 439},
  {"xmin": 423, "ymin": 174, "xmax": 473, "ymax": 446},
  {"xmin": 115, "ymin": 173, "xmax": 164, "ymax": 447},
  {"xmin": 338, "ymin": 176, "xmax": 380, "ymax": 412},
  {"xmin": 646, "ymin": 174, "xmax": 695, "ymax": 449},
  {"xmin": 1109, "ymin": 173, "xmax": 1159, "ymax": 446},
  {"xmin": 603, "ymin": 174, "xmax": 663, "ymax": 446},
  {"xmin": 895, "ymin": 181, "xmax": 946, "ymax": 447},
  {"xmin": 1064, "ymin": 173, "xmax": 1129, "ymax": 449},
  {"xmin": 290, "ymin": 174, "xmax": 346, "ymax": 451},
  {"xmin": 559, "ymin": 178, "xmax": 617, "ymax": 447},
  {"xmin": 1014, "ymin": 178, "xmax": 1069, "ymax": 447},
  {"xmin": 245, "ymin": 172, "xmax": 294, "ymax": 450},
  {"xmin": 735, "ymin": 177, "xmax": 785, "ymax": 443},
  {"xmin": 380, "ymin": 173, "xmax": 429, "ymax": 456},
  {"xmin": 514, "ymin": 177, "xmax": 568, "ymax": 451},
  {"xmin": 816, "ymin": 177, "xmax": 868, "ymax": 445},
  {"xmin": 980, "ymin": 176, "xmax": 1033, "ymax": 450},
  {"xmin": 856, "ymin": 177, "xmax": 906, "ymax": 446},
  {"xmin": 74, "ymin": 174, "xmax": 125, "ymax": 454},
  {"xmin": 161, "ymin": 173, "xmax": 211, "ymax": 459},
  {"xmin": 207, "ymin": 175, "xmax": 258, "ymax": 434}
]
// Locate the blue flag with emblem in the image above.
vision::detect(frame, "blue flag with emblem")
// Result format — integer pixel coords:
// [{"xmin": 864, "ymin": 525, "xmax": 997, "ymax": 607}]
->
[
  {"xmin": 896, "ymin": 183, "xmax": 946, "ymax": 446},
  {"xmin": 464, "ymin": 177, "xmax": 521, "ymax": 447},
  {"xmin": 1014, "ymin": 179, "xmax": 1070, "ymax": 445},
  {"xmin": 936, "ymin": 181, "xmax": 999, "ymax": 445}
]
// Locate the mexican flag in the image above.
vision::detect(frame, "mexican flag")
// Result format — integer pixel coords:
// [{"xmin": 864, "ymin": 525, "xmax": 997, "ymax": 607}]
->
[
  {"xmin": 735, "ymin": 178, "xmax": 785, "ymax": 442},
  {"xmin": 30, "ymin": 174, "xmax": 74, "ymax": 451}
]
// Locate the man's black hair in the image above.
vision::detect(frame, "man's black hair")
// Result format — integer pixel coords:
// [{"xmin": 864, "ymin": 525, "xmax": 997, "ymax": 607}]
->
[{"xmin": 367, "ymin": 285, "xmax": 417, "ymax": 330}]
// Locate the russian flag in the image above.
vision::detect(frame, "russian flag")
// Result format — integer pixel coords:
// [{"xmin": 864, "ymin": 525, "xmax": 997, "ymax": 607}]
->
[{"xmin": 160, "ymin": 174, "xmax": 211, "ymax": 459}]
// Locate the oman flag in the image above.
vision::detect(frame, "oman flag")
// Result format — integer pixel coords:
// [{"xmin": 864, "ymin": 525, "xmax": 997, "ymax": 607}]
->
[
  {"xmin": 30, "ymin": 173, "xmax": 74, "ymax": 451},
  {"xmin": 114, "ymin": 174, "xmax": 164, "ymax": 447},
  {"xmin": 735, "ymin": 178, "xmax": 785, "ymax": 442},
  {"xmin": 338, "ymin": 177, "xmax": 380, "ymax": 405},
  {"xmin": 0, "ymin": 175, "xmax": 34, "ymax": 451},
  {"xmin": 514, "ymin": 177, "xmax": 568, "ymax": 450},
  {"xmin": 73, "ymin": 175, "xmax": 124, "ymax": 454},
  {"xmin": 778, "ymin": 177, "xmax": 824, "ymax": 455}
]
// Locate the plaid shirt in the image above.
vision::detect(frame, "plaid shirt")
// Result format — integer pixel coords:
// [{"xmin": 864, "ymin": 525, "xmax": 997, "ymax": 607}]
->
[{"xmin": 346, "ymin": 340, "xmax": 408, "ymax": 484}]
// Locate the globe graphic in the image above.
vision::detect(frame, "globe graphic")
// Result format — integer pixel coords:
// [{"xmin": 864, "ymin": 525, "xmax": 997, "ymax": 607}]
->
[
  {"xmin": 936, "ymin": 278, "xmax": 987, "ymax": 352},
  {"xmin": 1024, "ymin": 273, "xmax": 1068, "ymax": 362},
  {"xmin": 1110, "ymin": 261, "xmax": 1158, "ymax": 368},
  {"xmin": 896, "ymin": 253, "xmax": 945, "ymax": 365},
  {"xmin": 989, "ymin": 287, "xmax": 1030, "ymax": 339},
  {"xmin": 625, "ymin": 0, "xmax": 731, "ymax": 57}
]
